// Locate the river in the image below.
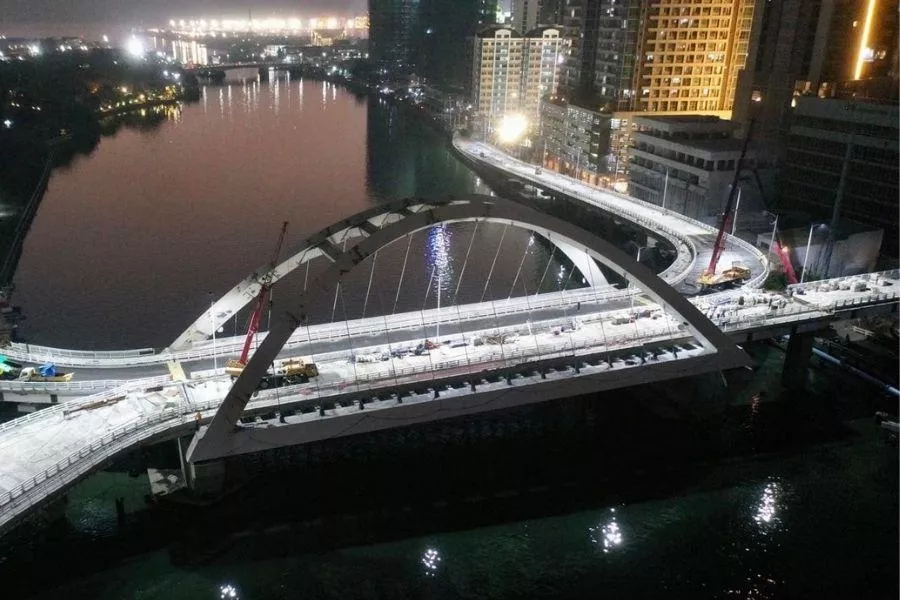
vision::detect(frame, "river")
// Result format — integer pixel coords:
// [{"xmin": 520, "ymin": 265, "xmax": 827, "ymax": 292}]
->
[
  {"xmin": 11, "ymin": 71, "xmax": 575, "ymax": 350},
  {"xmin": 0, "ymin": 74, "xmax": 896, "ymax": 599}
]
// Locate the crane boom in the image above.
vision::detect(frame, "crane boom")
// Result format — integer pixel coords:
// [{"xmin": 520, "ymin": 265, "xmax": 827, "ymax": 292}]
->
[
  {"xmin": 702, "ymin": 118, "xmax": 756, "ymax": 285},
  {"xmin": 235, "ymin": 221, "xmax": 289, "ymax": 366}
]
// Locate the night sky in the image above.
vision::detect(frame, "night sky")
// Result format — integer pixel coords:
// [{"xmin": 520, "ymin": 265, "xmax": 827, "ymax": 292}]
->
[{"xmin": 0, "ymin": 0, "xmax": 366, "ymax": 25}]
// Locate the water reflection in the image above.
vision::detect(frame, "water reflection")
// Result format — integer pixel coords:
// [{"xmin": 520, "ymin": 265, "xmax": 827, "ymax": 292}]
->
[
  {"xmin": 425, "ymin": 225, "xmax": 454, "ymax": 304},
  {"xmin": 753, "ymin": 481, "xmax": 779, "ymax": 527},
  {"xmin": 589, "ymin": 507, "xmax": 624, "ymax": 553},
  {"xmin": 421, "ymin": 547, "xmax": 442, "ymax": 576}
]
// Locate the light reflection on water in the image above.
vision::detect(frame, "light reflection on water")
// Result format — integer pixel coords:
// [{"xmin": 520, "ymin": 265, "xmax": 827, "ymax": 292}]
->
[
  {"xmin": 589, "ymin": 507, "xmax": 625, "ymax": 554},
  {"xmin": 421, "ymin": 547, "xmax": 442, "ymax": 576}
]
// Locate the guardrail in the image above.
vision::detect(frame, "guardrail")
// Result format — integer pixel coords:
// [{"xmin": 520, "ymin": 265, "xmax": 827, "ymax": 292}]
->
[
  {"xmin": 0, "ymin": 374, "xmax": 171, "ymax": 395},
  {"xmin": 0, "ymin": 287, "xmax": 632, "ymax": 369}
]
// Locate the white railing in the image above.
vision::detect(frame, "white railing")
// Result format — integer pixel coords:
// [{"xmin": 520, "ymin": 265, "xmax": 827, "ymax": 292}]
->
[{"xmin": 0, "ymin": 374, "xmax": 171, "ymax": 394}]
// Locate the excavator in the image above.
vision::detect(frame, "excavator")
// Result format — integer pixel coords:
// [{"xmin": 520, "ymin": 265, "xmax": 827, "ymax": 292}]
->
[{"xmin": 225, "ymin": 222, "xmax": 318, "ymax": 385}]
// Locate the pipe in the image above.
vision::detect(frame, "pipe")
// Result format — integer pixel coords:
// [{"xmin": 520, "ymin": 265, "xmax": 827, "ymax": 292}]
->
[{"xmin": 812, "ymin": 347, "xmax": 899, "ymax": 398}]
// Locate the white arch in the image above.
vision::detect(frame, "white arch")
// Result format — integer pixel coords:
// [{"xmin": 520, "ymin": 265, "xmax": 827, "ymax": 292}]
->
[
  {"xmin": 171, "ymin": 198, "xmax": 608, "ymax": 350},
  {"xmin": 188, "ymin": 195, "xmax": 746, "ymax": 462}
]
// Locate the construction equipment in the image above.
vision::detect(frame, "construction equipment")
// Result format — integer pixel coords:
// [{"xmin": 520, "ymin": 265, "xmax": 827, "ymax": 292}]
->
[
  {"xmin": 256, "ymin": 357, "xmax": 319, "ymax": 388},
  {"xmin": 17, "ymin": 364, "xmax": 74, "ymax": 382},
  {"xmin": 698, "ymin": 118, "xmax": 756, "ymax": 289},
  {"xmin": 225, "ymin": 221, "xmax": 291, "ymax": 378}
]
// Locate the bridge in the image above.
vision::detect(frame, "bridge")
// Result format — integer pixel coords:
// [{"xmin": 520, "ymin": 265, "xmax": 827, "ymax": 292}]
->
[{"xmin": 0, "ymin": 170, "xmax": 896, "ymax": 536}]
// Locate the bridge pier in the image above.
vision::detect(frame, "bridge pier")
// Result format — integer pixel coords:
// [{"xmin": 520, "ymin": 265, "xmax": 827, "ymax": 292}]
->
[{"xmin": 782, "ymin": 331, "xmax": 815, "ymax": 391}]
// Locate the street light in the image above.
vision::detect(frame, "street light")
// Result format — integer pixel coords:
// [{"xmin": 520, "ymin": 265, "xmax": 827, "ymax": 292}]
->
[
  {"xmin": 762, "ymin": 210, "xmax": 778, "ymax": 260},
  {"xmin": 208, "ymin": 292, "xmax": 218, "ymax": 372},
  {"xmin": 800, "ymin": 223, "xmax": 828, "ymax": 283},
  {"xmin": 496, "ymin": 113, "xmax": 528, "ymax": 145}
]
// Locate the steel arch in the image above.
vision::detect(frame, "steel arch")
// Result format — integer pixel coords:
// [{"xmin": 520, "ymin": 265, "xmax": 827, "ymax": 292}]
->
[{"xmin": 189, "ymin": 195, "xmax": 747, "ymax": 462}]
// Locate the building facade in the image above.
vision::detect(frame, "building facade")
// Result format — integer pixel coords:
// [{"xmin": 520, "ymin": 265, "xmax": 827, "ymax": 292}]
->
[
  {"xmin": 513, "ymin": 0, "xmax": 541, "ymax": 34},
  {"xmin": 732, "ymin": 0, "xmax": 899, "ymax": 162},
  {"xmin": 778, "ymin": 96, "xmax": 899, "ymax": 256},
  {"xmin": 628, "ymin": 115, "xmax": 756, "ymax": 222},
  {"xmin": 540, "ymin": 97, "xmax": 611, "ymax": 184},
  {"xmin": 369, "ymin": 0, "xmax": 419, "ymax": 74},
  {"xmin": 471, "ymin": 26, "xmax": 567, "ymax": 126},
  {"xmin": 369, "ymin": 0, "xmax": 497, "ymax": 85}
]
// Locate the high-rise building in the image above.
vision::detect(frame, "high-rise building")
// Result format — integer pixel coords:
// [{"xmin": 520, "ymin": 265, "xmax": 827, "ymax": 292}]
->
[
  {"xmin": 559, "ymin": 0, "xmax": 641, "ymax": 112},
  {"xmin": 513, "ymin": 0, "xmax": 541, "ymax": 34},
  {"xmin": 552, "ymin": 0, "xmax": 755, "ymax": 183},
  {"xmin": 471, "ymin": 26, "xmax": 568, "ymax": 126},
  {"xmin": 779, "ymin": 97, "xmax": 899, "ymax": 256},
  {"xmin": 733, "ymin": 0, "xmax": 899, "ymax": 160},
  {"xmin": 369, "ymin": 0, "xmax": 497, "ymax": 86},
  {"xmin": 369, "ymin": 0, "xmax": 419, "ymax": 74},
  {"xmin": 636, "ymin": 0, "xmax": 756, "ymax": 114}
]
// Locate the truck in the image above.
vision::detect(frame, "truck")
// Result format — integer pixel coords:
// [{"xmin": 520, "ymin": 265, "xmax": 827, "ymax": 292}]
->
[
  {"xmin": 698, "ymin": 262, "xmax": 751, "ymax": 289},
  {"xmin": 17, "ymin": 364, "xmax": 74, "ymax": 383},
  {"xmin": 237, "ymin": 357, "xmax": 319, "ymax": 389}
]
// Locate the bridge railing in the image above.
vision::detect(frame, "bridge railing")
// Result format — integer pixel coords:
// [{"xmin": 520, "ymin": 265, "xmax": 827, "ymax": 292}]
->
[
  {"xmin": 0, "ymin": 287, "xmax": 632, "ymax": 368},
  {"xmin": 0, "ymin": 374, "xmax": 171, "ymax": 394},
  {"xmin": 0, "ymin": 407, "xmax": 193, "ymax": 533}
]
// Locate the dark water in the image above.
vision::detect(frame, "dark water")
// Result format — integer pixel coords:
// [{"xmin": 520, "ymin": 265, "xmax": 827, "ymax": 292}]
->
[{"xmin": 11, "ymin": 72, "xmax": 582, "ymax": 350}]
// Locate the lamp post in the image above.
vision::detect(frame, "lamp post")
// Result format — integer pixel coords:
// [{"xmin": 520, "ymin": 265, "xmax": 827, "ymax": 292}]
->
[
  {"xmin": 800, "ymin": 223, "xmax": 827, "ymax": 283},
  {"xmin": 208, "ymin": 291, "xmax": 218, "ymax": 372},
  {"xmin": 764, "ymin": 211, "xmax": 778, "ymax": 256},
  {"xmin": 730, "ymin": 185, "xmax": 742, "ymax": 236},
  {"xmin": 661, "ymin": 167, "xmax": 669, "ymax": 210}
]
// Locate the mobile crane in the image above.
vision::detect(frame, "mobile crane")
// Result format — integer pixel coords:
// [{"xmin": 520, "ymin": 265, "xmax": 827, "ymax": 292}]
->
[
  {"xmin": 698, "ymin": 118, "xmax": 756, "ymax": 290},
  {"xmin": 224, "ymin": 222, "xmax": 318, "ymax": 384}
]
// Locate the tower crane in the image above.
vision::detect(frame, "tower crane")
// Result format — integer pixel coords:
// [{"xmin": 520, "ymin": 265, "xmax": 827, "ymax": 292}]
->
[
  {"xmin": 698, "ymin": 118, "xmax": 756, "ymax": 289},
  {"xmin": 225, "ymin": 221, "xmax": 289, "ymax": 377}
]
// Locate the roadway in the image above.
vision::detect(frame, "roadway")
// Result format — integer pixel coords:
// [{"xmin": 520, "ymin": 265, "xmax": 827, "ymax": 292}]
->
[{"xmin": 454, "ymin": 137, "xmax": 768, "ymax": 294}]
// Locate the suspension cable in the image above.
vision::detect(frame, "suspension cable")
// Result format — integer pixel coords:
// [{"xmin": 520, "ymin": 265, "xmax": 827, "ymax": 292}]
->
[
  {"xmin": 534, "ymin": 245, "xmax": 556, "ymax": 297},
  {"xmin": 454, "ymin": 220, "xmax": 480, "ymax": 302},
  {"xmin": 338, "ymin": 280, "xmax": 361, "ymax": 393},
  {"xmin": 362, "ymin": 250, "xmax": 379, "ymax": 319},
  {"xmin": 508, "ymin": 232, "xmax": 533, "ymax": 299},
  {"xmin": 480, "ymin": 222, "xmax": 510, "ymax": 303},
  {"xmin": 393, "ymin": 233, "xmax": 414, "ymax": 314}
]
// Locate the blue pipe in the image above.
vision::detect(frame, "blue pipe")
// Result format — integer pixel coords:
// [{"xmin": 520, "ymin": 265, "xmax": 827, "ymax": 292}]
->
[{"xmin": 812, "ymin": 347, "xmax": 900, "ymax": 398}]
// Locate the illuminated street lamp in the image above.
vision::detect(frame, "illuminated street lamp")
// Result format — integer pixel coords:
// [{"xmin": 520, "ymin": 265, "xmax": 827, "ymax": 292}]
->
[{"xmin": 496, "ymin": 113, "xmax": 528, "ymax": 145}]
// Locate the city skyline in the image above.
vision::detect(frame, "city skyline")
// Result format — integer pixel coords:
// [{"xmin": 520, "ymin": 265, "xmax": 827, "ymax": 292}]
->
[{"xmin": 0, "ymin": 0, "xmax": 367, "ymax": 28}]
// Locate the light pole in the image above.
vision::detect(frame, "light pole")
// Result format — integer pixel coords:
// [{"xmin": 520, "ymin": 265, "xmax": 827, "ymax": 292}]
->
[
  {"xmin": 661, "ymin": 167, "xmax": 669, "ymax": 210},
  {"xmin": 730, "ymin": 185, "xmax": 742, "ymax": 236},
  {"xmin": 765, "ymin": 211, "xmax": 778, "ymax": 261},
  {"xmin": 800, "ymin": 223, "xmax": 827, "ymax": 283},
  {"xmin": 208, "ymin": 291, "xmax": 218, "ymax": 372}
]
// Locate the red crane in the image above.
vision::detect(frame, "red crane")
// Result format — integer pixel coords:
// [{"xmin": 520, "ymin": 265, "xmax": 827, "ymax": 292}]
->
[
  {"xmin": 699, "ymin": 118, "xmax": 756, "ymax": 288},
  {"xmin": 225, "ymin": 221, "xmax": 289, "ymax": 377}
]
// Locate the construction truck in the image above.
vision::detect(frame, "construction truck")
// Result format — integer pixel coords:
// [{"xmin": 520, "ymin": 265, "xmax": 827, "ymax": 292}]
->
[
  {"xmin": 277, "ymin": 357, "xmax": 318, "ymax": 379},
  {"xmin": 17, "ymin": 364, "xmax": 74, "ymax": 383},
  {"xmin": 255, "ymin": 357, "xmax": 318, "ymax": 389},
  {"xmin": 698, "ymin": 262, "xmax": 751, "ymax": 288}
]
